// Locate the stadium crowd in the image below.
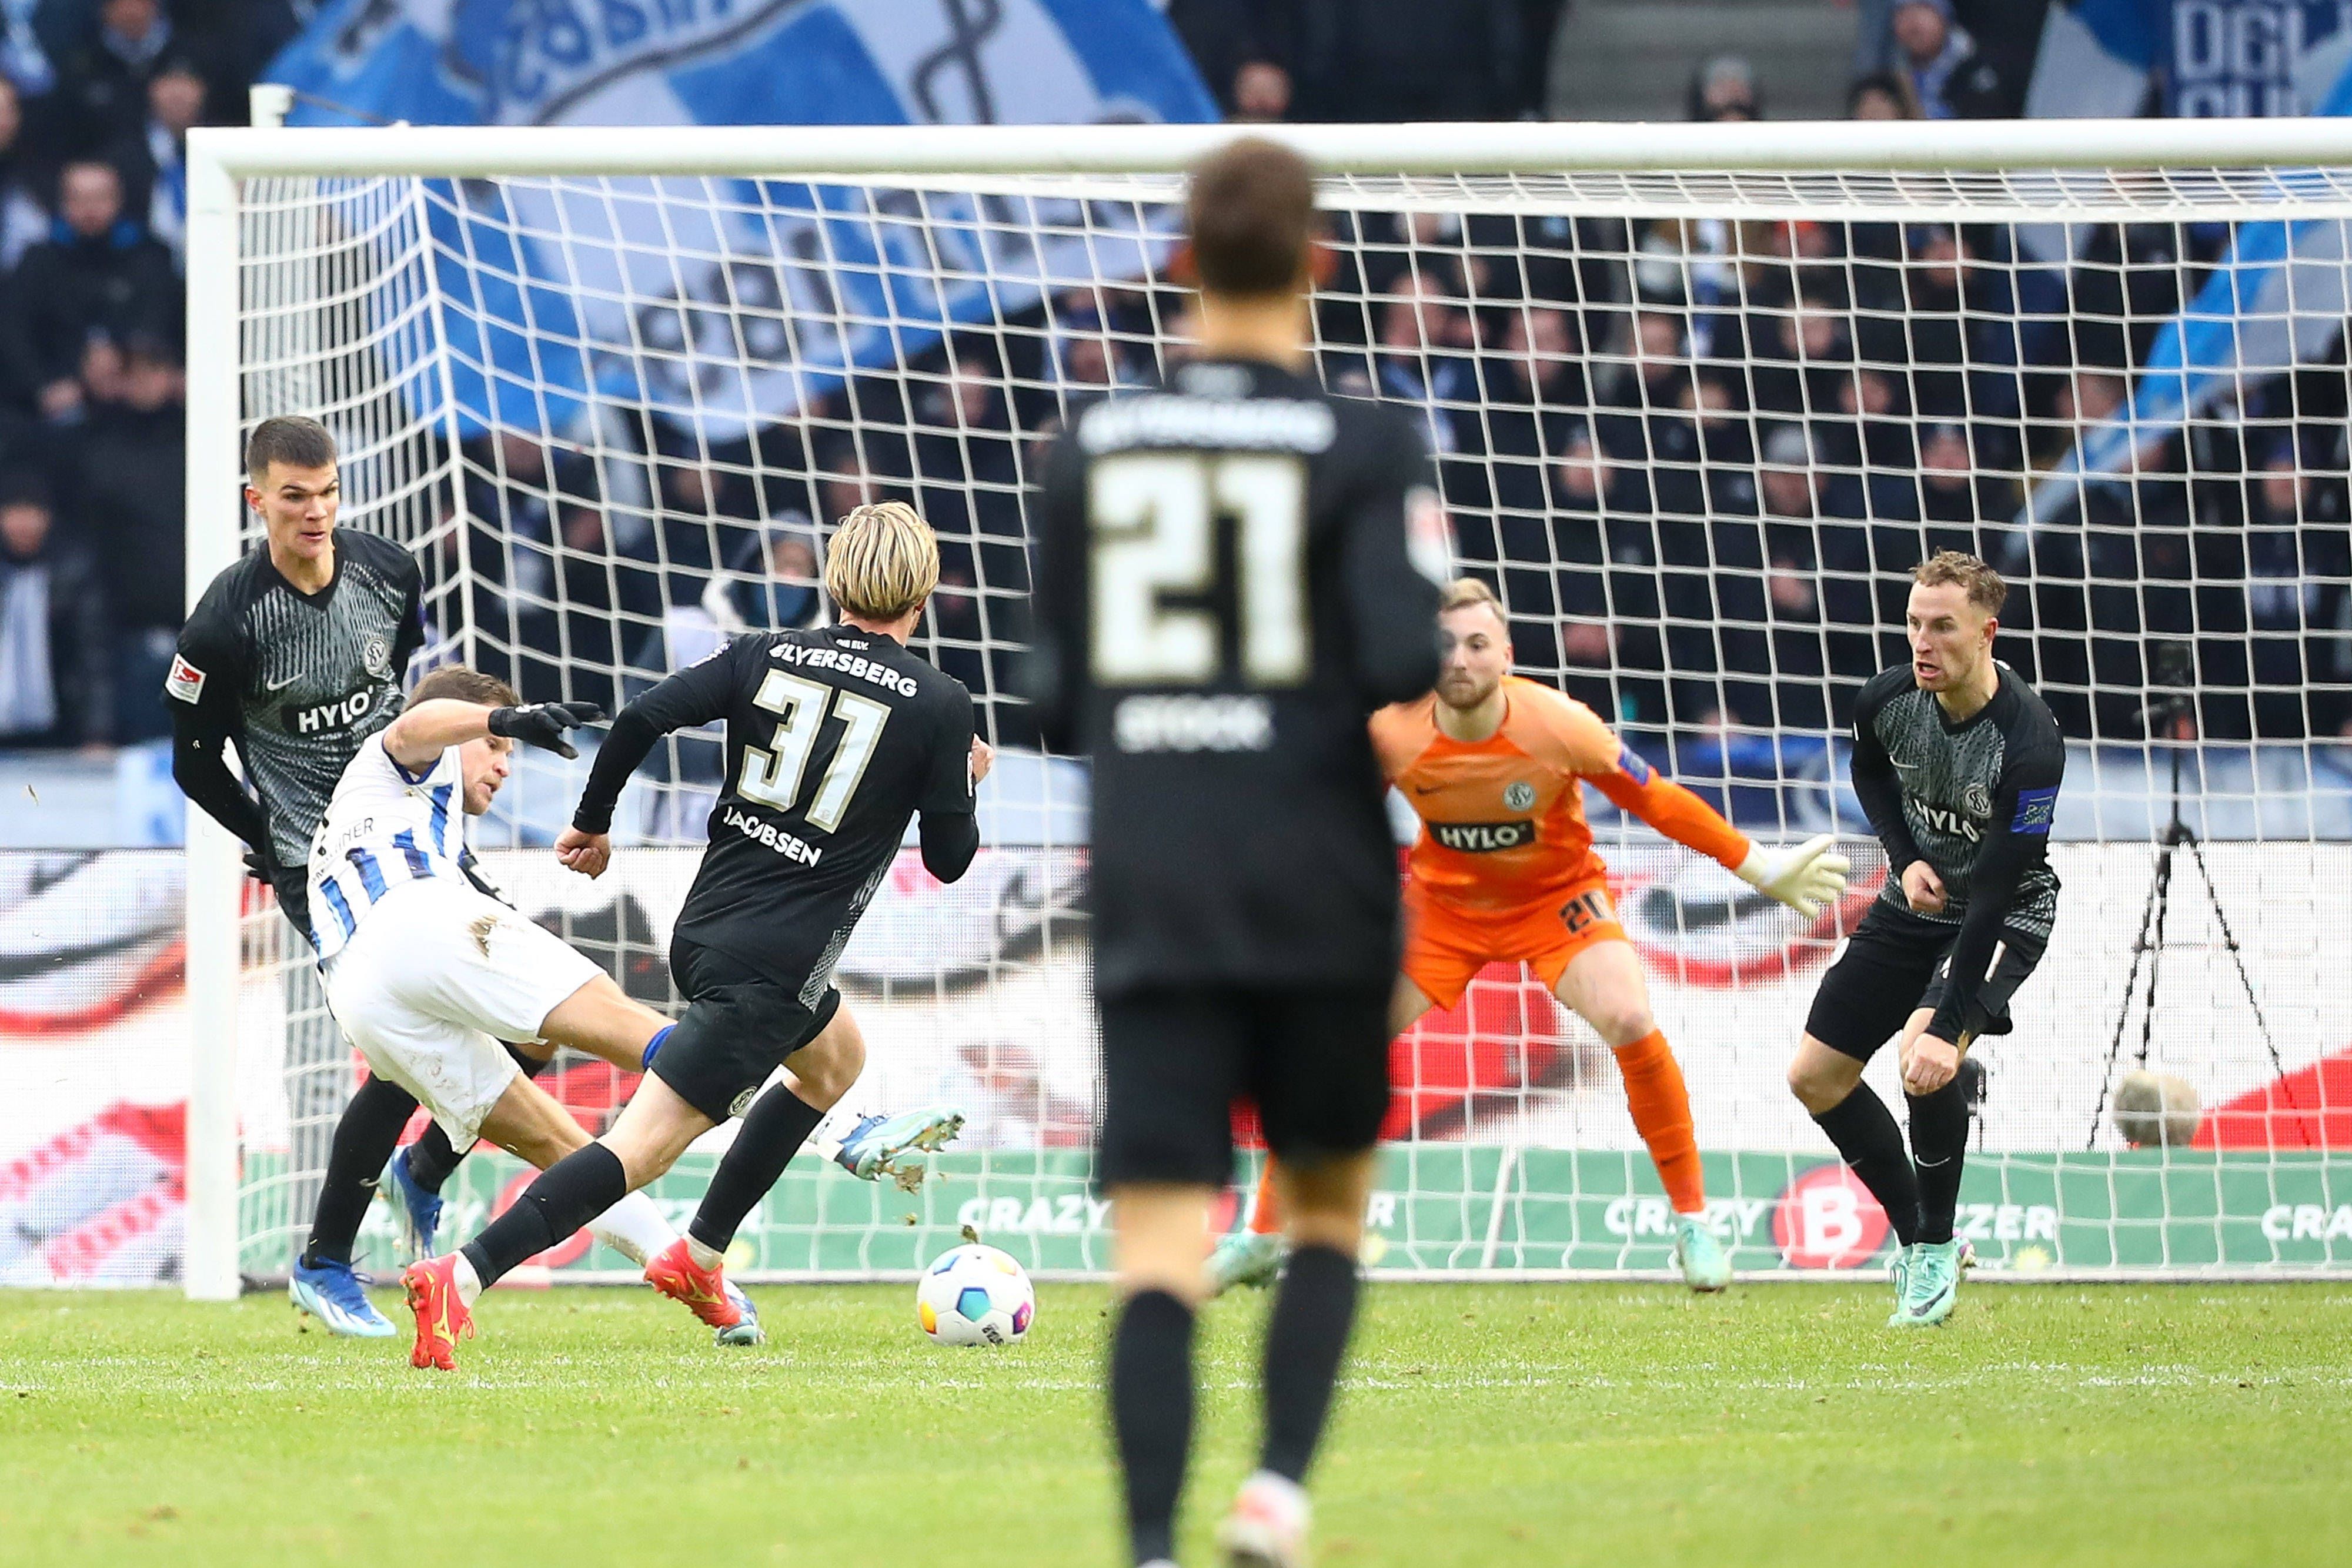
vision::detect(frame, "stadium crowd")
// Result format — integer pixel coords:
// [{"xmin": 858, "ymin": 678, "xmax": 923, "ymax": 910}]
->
[{"xmin": 1, "ymin": 0, "xmax": 2348, "ymax": 763}]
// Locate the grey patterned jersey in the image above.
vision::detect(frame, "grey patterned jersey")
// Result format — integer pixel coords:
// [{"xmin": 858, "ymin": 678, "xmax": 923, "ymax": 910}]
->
[
  {"xmin": 1849, "ymin": 661, "xmax": 2065, "ymax": 940},
  {"xmin": 168, "ymin": 531, "xmax": 425, "ymax": 867}
]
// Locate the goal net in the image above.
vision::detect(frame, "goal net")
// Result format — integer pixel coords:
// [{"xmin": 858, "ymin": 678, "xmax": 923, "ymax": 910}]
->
[{"xmin": 186, "ymin": 123, "xmax": 2352, "ymax": 1293}]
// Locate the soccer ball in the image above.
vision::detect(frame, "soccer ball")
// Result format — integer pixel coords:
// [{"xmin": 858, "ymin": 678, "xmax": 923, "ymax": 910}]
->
[{"xmin": 916, "ymin": 1243, "xmax": 1035, "ymax": 1347}]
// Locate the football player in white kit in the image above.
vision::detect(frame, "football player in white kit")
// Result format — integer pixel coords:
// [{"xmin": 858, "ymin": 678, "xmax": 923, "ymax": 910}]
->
[{"xmin": 308, "ymin": 666, "xmax": 771, "ymax": 1343}]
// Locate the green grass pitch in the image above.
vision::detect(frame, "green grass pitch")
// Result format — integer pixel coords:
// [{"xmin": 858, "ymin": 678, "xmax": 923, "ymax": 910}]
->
[{"xmin": 2, "ymin": 1282, "xmax": 2346, "ymax": 1566}]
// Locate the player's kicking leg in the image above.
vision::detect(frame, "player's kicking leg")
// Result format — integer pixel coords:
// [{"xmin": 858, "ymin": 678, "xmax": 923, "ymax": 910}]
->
[
  {"xmin": 1548, "ymin": 938, "xmax": 1730, "ymax": 1291},
  {"xmin": 406, "ymin": 962, "xmax": 960, "ymax": 1370}
]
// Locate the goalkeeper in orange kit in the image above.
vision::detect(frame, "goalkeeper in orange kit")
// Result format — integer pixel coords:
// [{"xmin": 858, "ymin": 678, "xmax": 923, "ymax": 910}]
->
[{"xmin": 1211, "ymin": 577, "xmax": 1850, "ymax": 1293}]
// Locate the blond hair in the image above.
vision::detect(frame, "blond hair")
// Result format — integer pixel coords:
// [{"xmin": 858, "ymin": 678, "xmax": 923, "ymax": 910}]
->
[
  {"xmin": 1912, "ymin": 550, "xmax": 2006, "ymax": 616},
  {"xmin": 824, "ymin": 501, "xmax": 940, "ymax": 622},
  {"xmin": 1438, "ymin": 576, "xmax": 1507, "ymax": 626}
]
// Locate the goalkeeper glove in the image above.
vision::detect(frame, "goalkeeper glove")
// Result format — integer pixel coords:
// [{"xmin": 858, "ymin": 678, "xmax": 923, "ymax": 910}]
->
[
  {"xmin": 487, "ymin": 701, "xmax": 604, "ymax": 760},
  {"xmin": 1733, "ymin": 834, "xmax": 1852, "ymax": 920}
]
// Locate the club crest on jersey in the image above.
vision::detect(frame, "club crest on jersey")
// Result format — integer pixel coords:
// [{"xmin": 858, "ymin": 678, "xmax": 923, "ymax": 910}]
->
[
  {"xmin": 1503, "ymin": 781, "xmax": 1536, "ymax": 811},
  {"xmin": 362, "ymin": 635, "xmax": 392, "ymax": 680},
  {"xmin": 1431, "ymin": 820, "xmax": 1535, "ymax": 853},
  {"xmin": 1964, "ymin": 782, "xmax": 1992, "ymax": 820}
]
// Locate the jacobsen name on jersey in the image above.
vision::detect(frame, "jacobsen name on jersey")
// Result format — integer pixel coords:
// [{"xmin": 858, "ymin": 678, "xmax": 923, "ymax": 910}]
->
[
  {"xmin": 572, "ymin": 624, "xmax": 978, "ymax": 1008},
  {"xmin": 307, "ymin": 734, "xmax": 467, "ymax": 962},
  {"xmin": 1027, "ymin": 357, "xmax": 1444, "ymax": 994}
]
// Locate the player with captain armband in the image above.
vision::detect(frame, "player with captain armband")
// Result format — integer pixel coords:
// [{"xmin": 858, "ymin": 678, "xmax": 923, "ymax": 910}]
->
[{"xmin": 1213, "ymin": 577, "xmax": 1853, "ymax": 1295}]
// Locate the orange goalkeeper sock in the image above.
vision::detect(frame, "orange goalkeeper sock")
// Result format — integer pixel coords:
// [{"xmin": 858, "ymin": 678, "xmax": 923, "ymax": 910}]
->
[
  {"xmin": 1247, "ymin": 1162, "xmax": 1284, "ymax": 1235},
  {"xmin": 1613, "ymin": 1030, "xmax": 1705, "ymax": 1215}
]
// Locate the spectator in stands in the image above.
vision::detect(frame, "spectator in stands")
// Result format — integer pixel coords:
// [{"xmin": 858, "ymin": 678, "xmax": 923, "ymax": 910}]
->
[
  {"xmin": 0, "ymin": 73, "xmax": 51, "ymax": 272},
  {"xmin": 1917, "ymin": 420, "xmax": 2019, "ymax": 538},
  {"xmin": 1232, "ymin": 58, "xmax": 1292, "ymax": 122},
  {"xmin": 1285, "ymin": 0, "xmax": 1551, "ymax": 122},
  {"xmin": 1847, "ymin": 70, "xmax": 1922, "ymax": 120},
  {"xmin": 52, "ymin": 0, "xmax": 179, "ymax": 154},
  {"xmin": 1481, "ymin": 305, "xmax": 1585, "ymax": 514},
  {"xmin": 1688, "ymin": 55, "xmax": 1760, "ymax": 122},
  {"xmin": 76, "ymin": 332, "xmax": 180, "ymax": 741},
  {"xmin": 1374, "ymin": 269, "xmax": 1475, "ymax": 453},
  {"xmin": 121, "ymin": 52, "xmax": 202, "ymax": 267},
  {"xmin": 734, "ymin": 523, "xmax": 822, "ymax": 630},
  {"xmin": 2221, "ymin": 450, "xmax": 2341, "ymax": 737},
  {"xmin": 0, "ymin": 478, "xmax": 110, "ymax": 749},
  {"xmin": 1890, "ymin": 0, "xmax": 2016, "ymax": 119},
  {"xmin": 2, "ymin": 157, "xmax": 178, "ymax": 428}
]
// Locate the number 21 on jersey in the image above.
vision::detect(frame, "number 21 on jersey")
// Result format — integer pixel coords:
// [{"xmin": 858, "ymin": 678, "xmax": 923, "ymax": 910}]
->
[
  {"xmin": 738, "ymin": 670, "xmax": 888, "ymax": 833},
  {"xmin": 1088, "ymin": 453, "xmax": 1308, "ymax": 687}
]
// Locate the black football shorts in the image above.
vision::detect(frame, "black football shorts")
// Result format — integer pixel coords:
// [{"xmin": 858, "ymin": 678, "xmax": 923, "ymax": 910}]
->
[
  {"xmin": 654, "ymin": 937, "xmax": 841, "ymax": 1123},
  {"xmin": 1095, "ymin": 982, "xmax": 1393, "ymax": 1191},
  {"xmin": 1805, "ymin": 900, "xmax": 2047, "ymax": 1063}
]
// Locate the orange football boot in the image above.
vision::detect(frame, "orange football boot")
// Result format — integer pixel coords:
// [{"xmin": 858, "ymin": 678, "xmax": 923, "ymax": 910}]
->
[{"xmin": 401, "ymin": 1255, "xmax": 475, "ymax": 1372}]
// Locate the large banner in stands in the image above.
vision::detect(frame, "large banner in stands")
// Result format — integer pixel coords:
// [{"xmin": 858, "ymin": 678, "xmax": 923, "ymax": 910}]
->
[
  {"xmin": 1, "ymin": 845, "xmax": 2346, "ymax": 1284},
  {"xmin": 260, "ymin": 0, "xmax": 1213, "ymax": 438}
]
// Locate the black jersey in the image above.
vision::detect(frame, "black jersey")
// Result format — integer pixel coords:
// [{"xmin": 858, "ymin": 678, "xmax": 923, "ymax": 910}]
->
[
  {"xmin": 168, "ymin": 529, "xmax": 425, "ymax": 868},
  {"xmin": 572, "ymin": 623, "xmax": 978, "ymax": 1006},
  {"xmin": 1849, "ymin": 660, "xmax": 2065, "ymax": 1039},
  {"xmin": 1028, "ymin": 356, "xmax": 1445, "ymax": 995}
]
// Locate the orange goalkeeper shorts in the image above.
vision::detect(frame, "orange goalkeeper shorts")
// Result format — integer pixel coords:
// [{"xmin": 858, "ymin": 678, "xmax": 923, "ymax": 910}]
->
[{"xmin": 1401, "ymin": 876, "xmax": 1625, "ymax": 1011}]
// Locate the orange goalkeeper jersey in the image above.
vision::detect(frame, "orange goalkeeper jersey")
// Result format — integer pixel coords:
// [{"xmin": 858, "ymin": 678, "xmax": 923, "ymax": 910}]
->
[{"xmin": 1369, "ymin": 676, "xmax": 1752, "ymax": 915}]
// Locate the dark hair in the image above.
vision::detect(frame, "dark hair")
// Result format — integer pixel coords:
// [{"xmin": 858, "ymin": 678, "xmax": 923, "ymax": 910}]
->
[
  {"xmin": 409, "ymin": 664, "xmax": 519, "ymax": 708},
  {"xmin": 1847, "ymin": 70, "xmax": 1920, "ymax": 119},
  {"xmin": 245, "ymin": 415, "xmax": 338, "ymax": 482},
  {"xmin": 1186, "ymin": 136, "xmax": 1318, "ymax": 298}
]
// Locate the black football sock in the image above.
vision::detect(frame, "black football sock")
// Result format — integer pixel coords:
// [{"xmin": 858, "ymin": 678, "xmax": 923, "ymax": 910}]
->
[
  {"xmin": 302, "ymin": 1075, "xmax": 420, "ymax": 1269},
  {"xmin": 1812, "ymin": 1084, "xmax": 1922, "ymax": 1248},
  {"xmin": 459, "ymin": 1142, "xmax": 627, "ymax": 1288},
  {"xmin": 1907, "ymin": 1079, "xmax": 1970, "ymax": 1246},
  {"xmin": 1259, "ymin": 1242, "xmax": 1362, "ymax": 1484},
  {"xmin": 1111, "ymin": 1288, "xmax": 1195, "ymax": 1567},
  {"xmin": 687, "ymin": 1085, "xmax": 826, "ymax": 1253},
  {"xmin": 402, "ymin": 1047, "xmax": 551, "ymax": 1195}
]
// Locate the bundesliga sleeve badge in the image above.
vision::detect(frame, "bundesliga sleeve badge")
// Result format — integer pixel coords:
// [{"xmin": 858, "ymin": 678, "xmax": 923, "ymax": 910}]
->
[{"xmin": 165, "ymin": 655, "xmax": 207, "ymax": 704}]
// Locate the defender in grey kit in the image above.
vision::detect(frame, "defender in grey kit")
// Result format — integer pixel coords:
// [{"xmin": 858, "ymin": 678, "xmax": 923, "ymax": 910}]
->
[{"xmin": 1786, "ymin": 550, "xmax": 2065, "ymax": 1329}]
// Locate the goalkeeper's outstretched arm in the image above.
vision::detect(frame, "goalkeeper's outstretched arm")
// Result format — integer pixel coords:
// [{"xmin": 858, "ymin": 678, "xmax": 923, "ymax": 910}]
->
[{"xmin": 1587, "ymin": 754, "xmax": 1851, "ymax": 920}]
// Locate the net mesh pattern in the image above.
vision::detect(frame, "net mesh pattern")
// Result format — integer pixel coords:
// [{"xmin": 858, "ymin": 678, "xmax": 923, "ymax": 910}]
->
[{"xmin": 220, "ymin": 161, "xmax": 2352, "ymax": 1277}]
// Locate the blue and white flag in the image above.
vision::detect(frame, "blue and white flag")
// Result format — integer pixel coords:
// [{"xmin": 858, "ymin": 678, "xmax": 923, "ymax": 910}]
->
[
  {"xmin": 2027, "ymin": 0, "xmax": 2352, "ymax": 119},
  {"xmin": 263, "ymin": 0, "xmax": 1215, "ymax": 438},
  {"xmin": 2022, "ymin": 1, "xmax": 2352, "ymax": 526}
]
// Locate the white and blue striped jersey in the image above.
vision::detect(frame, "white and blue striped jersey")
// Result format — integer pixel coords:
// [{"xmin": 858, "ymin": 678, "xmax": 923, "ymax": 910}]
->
[{"xmin": 306, "ymin": 734, "xmax": 467, "ymax": 963}]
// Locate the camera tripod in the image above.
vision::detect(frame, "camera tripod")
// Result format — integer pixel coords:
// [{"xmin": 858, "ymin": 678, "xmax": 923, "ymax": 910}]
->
[{"xmin": 2086, "ymin": 698, "xmax": 2296, "ymax": 1149}]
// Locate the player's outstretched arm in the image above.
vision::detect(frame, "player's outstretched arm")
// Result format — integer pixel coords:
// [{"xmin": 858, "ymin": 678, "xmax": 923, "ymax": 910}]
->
[
  {"xmin": 564, "ymin": 648, "xmax": 747, "ymax": 874},
  {"xmin": 382, "ymin": 697, "xmax": 603, "ymax": 771},
  {"xmin": 1585, "ymin": 749, "xmax": 1850, "ymax": 919}
]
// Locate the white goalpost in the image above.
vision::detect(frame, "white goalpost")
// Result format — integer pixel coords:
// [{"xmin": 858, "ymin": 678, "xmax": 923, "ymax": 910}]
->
[{"xmin": 182, "ymin": 119, "xmax": 2352, "ymax": 1299}]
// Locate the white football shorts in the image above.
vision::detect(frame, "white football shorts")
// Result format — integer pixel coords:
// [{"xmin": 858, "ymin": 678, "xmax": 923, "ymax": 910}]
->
[{"xmin": 322, "ymin": 877, "xmax": 602, "ymax": 1147}]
